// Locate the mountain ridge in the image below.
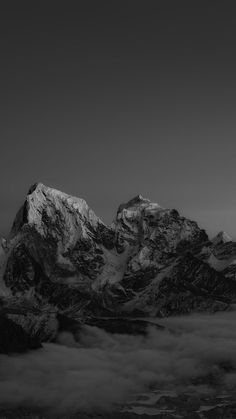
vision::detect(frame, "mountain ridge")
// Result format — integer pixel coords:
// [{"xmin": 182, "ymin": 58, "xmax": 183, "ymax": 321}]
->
[{"xmin": 1, "ymin": 183, "xmax": 236, "ymax": 348}]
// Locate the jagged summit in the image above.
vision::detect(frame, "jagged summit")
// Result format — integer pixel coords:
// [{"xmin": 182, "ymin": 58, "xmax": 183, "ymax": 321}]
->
[
  {"xmin": 127, "ymin": 194, "xmax": 150, "ymax": 204},
  {"xmin": 9, "ymin": 182, "xmax": 103, "ymax": 240},
  {"xmin": 212, "ymin": 231, "xmax": 232, "ymax": 245},
  {"xmin": 26, "ymin": 182, "xmax": 88, "ymax": 208},
  {"xmin": 1, "ymin": 181, "xmax": 236, "ymax": 335},
  {"xmin": 117, "ymin": 194, "xmax": 161, "ymax": 215},
  {"xmin": 27, "ymin": 182, "xmax": 42, "ymax": 195}
]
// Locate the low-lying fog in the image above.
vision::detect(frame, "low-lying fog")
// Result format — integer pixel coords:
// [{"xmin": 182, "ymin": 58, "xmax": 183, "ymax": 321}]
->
[{"xmin": 0, "ymin": 311, "xmax": 236, "ymax": 414}]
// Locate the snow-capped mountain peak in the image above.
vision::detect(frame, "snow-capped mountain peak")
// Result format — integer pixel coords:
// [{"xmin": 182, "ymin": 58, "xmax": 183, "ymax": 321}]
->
[
  {"xmin": 212, "ymin": 231, "xmax": 232, "ymax": 245},
  {"xmin": 117, "ymin": 194, "xmax": 160, "ymax": 214},
  {"xmin": 1, "ymin": 183, "xmax": 236, "ymax": 336},
  {"xmin": 9, "ymin": 182, "xmax": 103, "ymax": 240}
]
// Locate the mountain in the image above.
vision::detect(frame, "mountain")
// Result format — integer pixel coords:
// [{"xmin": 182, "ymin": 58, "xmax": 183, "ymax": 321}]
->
[
  {"xmin": 211, "ymin": 230, "xmax": 232, "ymax": 245},
  {"xmin": 1, "ymin": 183, "xmax": 236, "ymax": 348}
]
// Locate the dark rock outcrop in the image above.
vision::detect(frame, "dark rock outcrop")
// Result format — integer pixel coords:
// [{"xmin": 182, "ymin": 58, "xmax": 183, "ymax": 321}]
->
[{"xmin": 0, "ymin": 314, "xmax": 41, "ymax": 354}]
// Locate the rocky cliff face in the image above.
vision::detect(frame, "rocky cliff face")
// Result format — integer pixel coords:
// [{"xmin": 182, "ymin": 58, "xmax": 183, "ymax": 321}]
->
[{"xmin": 1, "ymin": 183, "xmax": 236, "ymax": 345}]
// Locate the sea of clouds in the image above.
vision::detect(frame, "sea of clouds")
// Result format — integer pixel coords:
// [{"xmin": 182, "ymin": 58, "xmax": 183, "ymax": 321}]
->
[{"xmin": 0, "ymin": 311, "xmax": 236, "ymax": 414}]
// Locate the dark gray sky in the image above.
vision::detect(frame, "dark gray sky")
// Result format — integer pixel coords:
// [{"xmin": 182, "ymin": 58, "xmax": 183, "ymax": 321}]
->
[{"xmin": 1, "ymin": 1, "xmax": 236, "ymax": 238}]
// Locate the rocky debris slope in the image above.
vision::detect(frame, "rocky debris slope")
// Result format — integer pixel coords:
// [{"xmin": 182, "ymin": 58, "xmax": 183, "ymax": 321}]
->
[{"xmin": 0, "ymin": 183, "xmax": 236, "ymax": 349}]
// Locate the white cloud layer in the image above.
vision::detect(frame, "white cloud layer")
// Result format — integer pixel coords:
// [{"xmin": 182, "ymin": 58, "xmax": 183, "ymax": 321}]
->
[{"xmin": 0, "ymin": 311, "xmax": 236, "ymax": 414}]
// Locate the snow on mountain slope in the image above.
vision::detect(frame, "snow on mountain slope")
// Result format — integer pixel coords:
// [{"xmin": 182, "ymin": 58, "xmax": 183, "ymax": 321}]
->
[
  {"xmin": 4, "ymin": 183, "xmax": 124, "ymax": 292},
  {"xmin": 1, "ymin": 183, "xmax": 236, "ymax": 328},
  {"xmin": 212, "ymin": 231, "xmax": 232, "ymax": 246},
  {"xmin": 208, "ymin": 253, "xmax": 236, "ymax": 271},
  {"xmin": 92, "ymin": 245, "xmax": 130, "ymax": 290},
  {"xmin": 204, "ymin": 232, "xmax": 236, "ymax": 277}
]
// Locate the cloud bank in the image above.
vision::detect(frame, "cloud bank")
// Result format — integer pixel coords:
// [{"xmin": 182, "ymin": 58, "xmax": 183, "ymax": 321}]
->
[{"xmin": 0, "ymin": 311, "xmax": 236, "ymax": 414}]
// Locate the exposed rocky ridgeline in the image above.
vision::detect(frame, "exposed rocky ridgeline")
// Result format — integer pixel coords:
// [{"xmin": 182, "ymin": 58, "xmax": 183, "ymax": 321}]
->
[{"xmin": 1, "ymin": 183, "xmax": 236, "ymax": 349}]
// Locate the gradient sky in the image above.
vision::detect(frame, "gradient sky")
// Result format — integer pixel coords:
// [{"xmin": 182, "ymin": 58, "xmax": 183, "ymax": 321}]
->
[{"xmin": 1, "ymin": 1, "xmax": 236, "ymax": 238}]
